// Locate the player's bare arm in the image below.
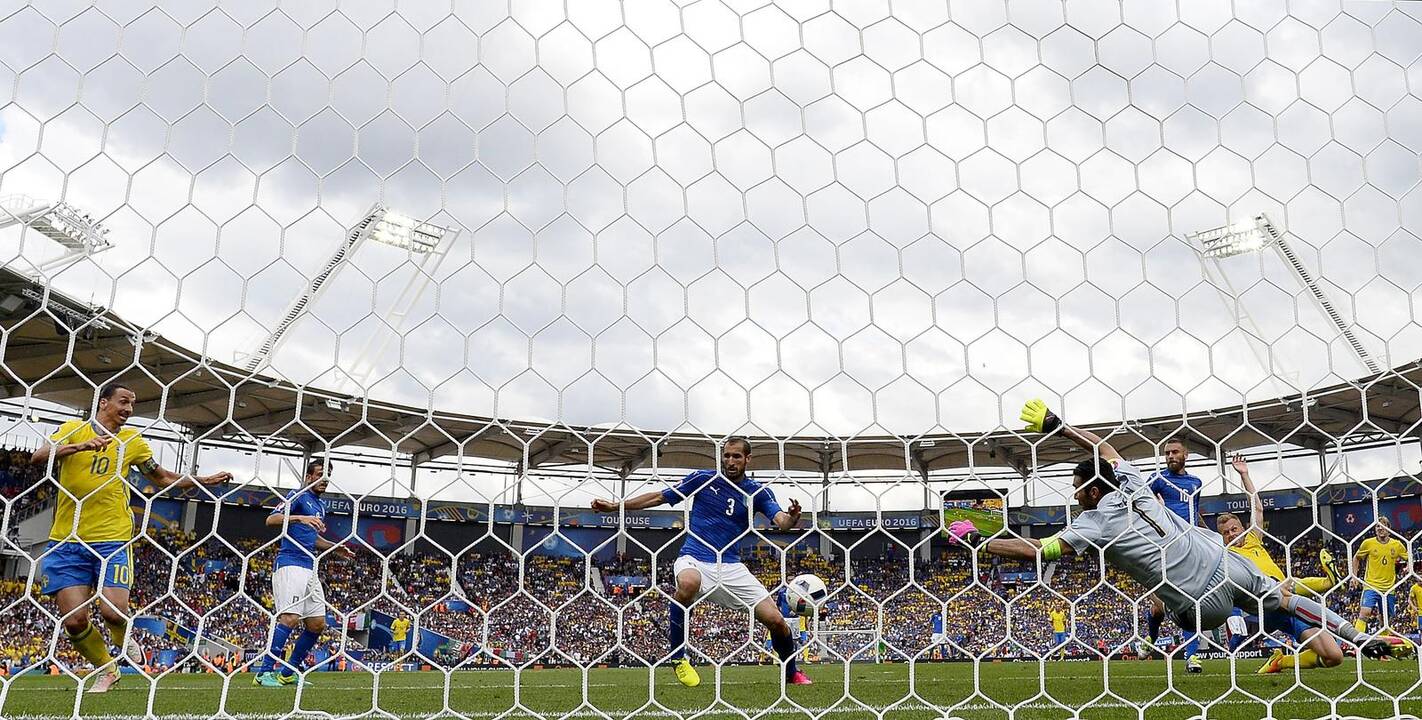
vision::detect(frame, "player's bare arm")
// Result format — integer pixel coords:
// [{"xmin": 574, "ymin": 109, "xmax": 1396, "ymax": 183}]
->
[
  {"xmin": 140, "ymin": 459, "xmax": 232, "ymax": 490},
  {"xmin": 772, "ymin": 499, "xmax": 802, "ymax": 531},
  {"xmin": 266, "ymin": 513, "xmax": 326, "ymax": 532},
  {"xmin": 28, "ymin": 435, "xmax": 110, "ymax": 466},
  {"xmin": 1234, "ymin": 454, "xmax": 1261, "ymax": 531},
  {"xmin": 591, "ymin": 490, "xmax": 665, "ymax": 512}
]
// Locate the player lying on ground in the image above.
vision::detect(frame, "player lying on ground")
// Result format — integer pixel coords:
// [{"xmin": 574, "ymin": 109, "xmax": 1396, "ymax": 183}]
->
[
  {"xmin": 946, "ymin": 400, "xmax": 1397, "ymax": 669},
  {"xmin": 254, "ymin": 457, "xmax": 353, "ymax": 688},
  {"xmin": 590, "ymin": 437, "xmax": 809, "ymax": 687},
  {"xmin": 31, "ymin": 381, "xmax": 232, "ymax": 693}
]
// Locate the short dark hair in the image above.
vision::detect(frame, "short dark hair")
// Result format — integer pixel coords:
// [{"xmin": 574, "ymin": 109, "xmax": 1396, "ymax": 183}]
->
[
  {"xmin": 1073, "ymin": 458, "xmax": 1119, "ymax": 496},
  {"xmin": 99, "ymin": 381, "xmax": 132, "ymax": 401},
  {"xmin": 306, "ymin": 458, "xmax": 327, "ymax": 476},
  {"xmin": 724, "ymin": 436, "xmax": 752, "ymax": 455},
  {"xmin": 1164, "ymin": 436, "xmax": 1188, "ymax": 449}
]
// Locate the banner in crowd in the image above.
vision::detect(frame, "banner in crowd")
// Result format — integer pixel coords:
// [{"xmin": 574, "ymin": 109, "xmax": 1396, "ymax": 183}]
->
[
  {"xmin": 324, "ymin": 515, "xmax": 405, "ymax": 550},
  {"xmin": 130, "ymin": 497, "xmax": 185, "ymax": 529},
  {"xmin": 522, "ymin": 526, "xmax": 617, "ymax": 559},
  {"xmin": 816, "ymin": 512, "xmax": 933, "ymax": 531},
  {"xmin": 133, "ymin": 615, "xmax": 196, "ymax": 647},
  {"xmin": 1332, "ymin": 496, "xmax": 1422, "ymax": 537}
]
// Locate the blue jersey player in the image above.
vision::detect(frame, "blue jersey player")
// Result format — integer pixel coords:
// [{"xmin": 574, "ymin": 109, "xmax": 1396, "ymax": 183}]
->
[
  {"xmin": 1141, "ymin": 436, "xmax": 1207, "ymax": 672},
  {"xmin": 591, "ymin": 437, "xmax": 808, "ymax": 687},
  {"xmin": 254, "ymin": 459, "xmax": 351, "ymax": 688}
]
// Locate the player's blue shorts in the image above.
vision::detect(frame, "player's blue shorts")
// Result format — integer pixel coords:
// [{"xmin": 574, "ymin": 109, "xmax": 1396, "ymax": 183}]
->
[
  {"xmin": 1361, "ymin": 589, "xmax": 1396, "ymax": 616},
  {"xmin": 38, "ymin": 541, "xmax": 132, "ymax": 595},
  {"xmin": 1054, "ymin": 631, "xmax": 1068, "ymax": 645},
  {"xmin": 1261, "ymin": 610, "xmax": 1312, "ymax": 642}
]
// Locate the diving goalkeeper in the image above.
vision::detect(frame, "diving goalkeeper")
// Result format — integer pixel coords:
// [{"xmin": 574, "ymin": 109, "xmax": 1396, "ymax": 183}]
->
[{"xmin": 947, "ymin": 400, "xmax": 1397, "ymax": 667}]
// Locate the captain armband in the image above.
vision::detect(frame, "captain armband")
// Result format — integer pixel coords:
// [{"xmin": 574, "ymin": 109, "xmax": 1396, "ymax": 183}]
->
[
  {"xmin": 1040, "ymin": 535, "xmax": 1064, "ymax": 562},
  {"xmin": 137, "ymin": 458, "xmax": 159, "ymax": 475}
]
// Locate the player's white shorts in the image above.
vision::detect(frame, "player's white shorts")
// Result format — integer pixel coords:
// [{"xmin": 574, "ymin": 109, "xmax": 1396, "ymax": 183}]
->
[
  {"xmin": 673, "ymin": 555, "xmax": 769, "ymax": 610},
  {"xmin": 272, "ymin": 565, "xmax": 327, "ymax": 619},
  {"xmin": 931, "ymin": 633, "xmax": 948, "ymax": 645}
]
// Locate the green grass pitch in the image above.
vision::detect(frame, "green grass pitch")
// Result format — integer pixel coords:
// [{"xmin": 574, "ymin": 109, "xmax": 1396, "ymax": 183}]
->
[{"xmin": 5, "ymin": 660, "xmax": 1420, "ymax": 719}]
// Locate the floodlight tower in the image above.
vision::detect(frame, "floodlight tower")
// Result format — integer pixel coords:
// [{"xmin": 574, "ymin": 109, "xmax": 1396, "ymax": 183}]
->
[
  {"xmin": 0, "ymin": 195, "xmax": 113, "ymax": 275},
  {"xmin": 241, "ymin": 204, "xmax": 458, "ymax": 377},
  {"xmin": 1189, "ymin": 213, "xmax": 1382, "ymax": 378}
]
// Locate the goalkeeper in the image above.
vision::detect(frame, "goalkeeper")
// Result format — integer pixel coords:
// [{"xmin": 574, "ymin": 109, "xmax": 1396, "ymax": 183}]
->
[{"xmin": 947, "ymin": 400, "xmax": 1397, "ymax": 668}]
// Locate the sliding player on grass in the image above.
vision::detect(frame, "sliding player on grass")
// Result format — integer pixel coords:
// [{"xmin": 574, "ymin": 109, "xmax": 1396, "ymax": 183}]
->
[
  {"xmin": 590, "ymin": 437, "xmax": 809, "ymax": 687},
  {"xmin": 947, "ymin": 400, "xmax": 1397, "ymax": 671},
  {"xmin": 1211, "ymin": 453, "xmax": 1350, "ymax": 673}
]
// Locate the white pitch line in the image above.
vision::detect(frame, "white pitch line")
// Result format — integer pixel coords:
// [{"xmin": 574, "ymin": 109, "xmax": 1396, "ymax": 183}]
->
[{"xmin": 7, "ymin": 693, "xmax": 1422, "ymax": 720}]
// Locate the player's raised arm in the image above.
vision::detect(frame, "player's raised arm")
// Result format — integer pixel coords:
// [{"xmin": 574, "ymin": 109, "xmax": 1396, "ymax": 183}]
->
[
  {"xmin": 1019, "ymin": 399, "xmax": 1121, "ymax": 463},
  {"xmin": 946, "ymin": 520, "xmax": 1076, "ymax": 561},
  {"xmin": 1232, "ymin": 454, "xmax": 1261, "ymax": 532}
]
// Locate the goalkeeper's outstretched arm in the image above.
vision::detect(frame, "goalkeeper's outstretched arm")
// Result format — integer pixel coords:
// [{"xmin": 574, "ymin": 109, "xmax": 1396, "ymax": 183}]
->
[{"xmin": 1020, "ymin": 399, "xmax": 1120, "ymax": 463}]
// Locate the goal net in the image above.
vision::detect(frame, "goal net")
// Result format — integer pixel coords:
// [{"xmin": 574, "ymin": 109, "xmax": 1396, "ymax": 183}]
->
[{"xmin": 1, "ymin": 1, "xmax": 1420, "ymax": 719}]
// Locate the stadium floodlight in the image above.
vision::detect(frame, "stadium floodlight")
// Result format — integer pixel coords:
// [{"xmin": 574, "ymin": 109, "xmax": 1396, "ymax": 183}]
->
[
  {"xmin": 0, "ymin": 195, "xmax": 113, "ymax": 274},
  {"xmin": 1191, "ymin": 213, "xmax": 1381, "ymax": 377},
  {"xmin": 241, "ymin": 204, "xmax": 457, "ymax": 373},
  {"xmin": 1190, "ymin": 216, "xmax": 1272, "ymax": 259},
  {"xmin": 362, "ymin": 209, "xmax": 445, "ymax": 253}
]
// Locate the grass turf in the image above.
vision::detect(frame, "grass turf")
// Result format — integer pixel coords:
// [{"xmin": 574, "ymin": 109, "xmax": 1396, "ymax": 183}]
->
[{"xmin": 4, "ymin": 659, "xmax": 1420, "ymax": 719}]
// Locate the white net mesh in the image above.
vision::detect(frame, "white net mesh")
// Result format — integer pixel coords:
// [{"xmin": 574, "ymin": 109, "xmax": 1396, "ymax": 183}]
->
[{"xmin": 1, "ymin": 1, "xmax": 1421, "ymax": 719}]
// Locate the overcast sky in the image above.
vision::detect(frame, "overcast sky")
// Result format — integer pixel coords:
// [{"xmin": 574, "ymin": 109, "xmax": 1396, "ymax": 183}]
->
[{"xmin": 1, "ymin": 0, "xmax": 1420, "ymax": 509}]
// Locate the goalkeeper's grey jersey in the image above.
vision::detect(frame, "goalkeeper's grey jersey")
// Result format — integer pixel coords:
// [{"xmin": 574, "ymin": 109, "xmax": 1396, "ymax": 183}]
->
[{"xmin": 1058, "ymin": 459, "xmax": 1227, "ymax": 616}]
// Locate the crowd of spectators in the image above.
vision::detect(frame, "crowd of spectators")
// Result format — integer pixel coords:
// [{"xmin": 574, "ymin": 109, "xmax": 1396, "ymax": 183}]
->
[
  {"xmin": 3, "ymin": 523, "xmax": 1419, "ymax": 674},
  {"xmin": 0, "ymin": 446, "xmax": 51, "ymax": 526}
]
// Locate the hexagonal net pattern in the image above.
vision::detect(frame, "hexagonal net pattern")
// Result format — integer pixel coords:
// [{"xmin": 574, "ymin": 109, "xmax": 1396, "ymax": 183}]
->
[{"xmin": 0, "ymin": 1, "xmax": 1421, "ymax": 719}]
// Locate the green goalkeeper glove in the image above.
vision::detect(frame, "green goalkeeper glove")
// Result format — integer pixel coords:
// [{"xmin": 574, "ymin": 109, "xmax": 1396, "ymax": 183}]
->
[{"xmin": 1020, "ymin": 399, "xmax": 1062, "ymax": 434}]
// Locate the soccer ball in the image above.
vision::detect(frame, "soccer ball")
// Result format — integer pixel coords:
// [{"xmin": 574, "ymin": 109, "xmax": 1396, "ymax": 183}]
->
[{"xmin": 786, "ymin": 574, "xmax": 828, "ymax": 616}]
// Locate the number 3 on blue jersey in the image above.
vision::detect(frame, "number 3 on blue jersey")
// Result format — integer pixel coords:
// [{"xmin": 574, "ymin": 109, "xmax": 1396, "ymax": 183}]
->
[{"xmin": 726, "ymin": 497, "xmax": 735, "ymax": 516}]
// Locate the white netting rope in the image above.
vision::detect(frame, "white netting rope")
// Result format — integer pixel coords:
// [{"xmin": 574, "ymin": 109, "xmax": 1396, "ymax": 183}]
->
[{"xmin": 0, "ymin": 1, "xmax": 1419, "ymax": 720}]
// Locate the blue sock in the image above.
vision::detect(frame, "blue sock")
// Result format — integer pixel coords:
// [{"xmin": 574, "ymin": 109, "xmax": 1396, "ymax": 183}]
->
[
  {"xmin": 1147, "ymin": 609, "xmax": 1164, "ymax": 643},
  {"xmin": 1181, "ymin": 632, "xmax": 1200, "ymax": 659},
  {"xmin": 668, "ymin": 603, "xmax": 687, "ymax": 661},
  {"xmin": 1229, "ymin": 634, "xmax": 1245, "ymax": 652},
  {"xmin": 770, "ymin": 627, "xmax": 798, "ymax": 678},
  {"xmin": 259, "ymin": 624, "xmax": 294, "ymax": 674},
  {"xmin": 281, "ymin": 629, "xmax": 322, "ymax": 677}
]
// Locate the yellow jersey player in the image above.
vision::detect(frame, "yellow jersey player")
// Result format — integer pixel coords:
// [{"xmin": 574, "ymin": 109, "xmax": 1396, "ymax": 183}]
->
[
  {"xmin": 1049, "ymin": 607, "xmax": 1068, "ymax": 660},
  {"xmin": 1214, "ymin": 455, "xmax": 1343, "ymax": 674},
  {"xmin": 31, "ymin": 382, "xmax": 232, "ymax": 693},
  {"xmin": 1351, "ymin": 517, "xmax": 1408, "ymax": 637},
  {"xmin": 1407, "ymin": 574, "xmax": 1422, "ymax": 636}
]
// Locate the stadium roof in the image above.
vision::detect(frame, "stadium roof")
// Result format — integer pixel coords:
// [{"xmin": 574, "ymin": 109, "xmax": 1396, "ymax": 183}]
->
[{"xmin": 1, "ymin": 267, "xmax": 1418, "ymax": 479}]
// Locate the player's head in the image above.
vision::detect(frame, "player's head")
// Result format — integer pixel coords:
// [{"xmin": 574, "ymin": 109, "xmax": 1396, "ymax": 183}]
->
[
  {"xmin": 1375, "ymin": 516, "xmax": 1391, "ymax": 540},
  {"xmin": 97, "ymin": 381, "xmax": 136, "ymax": 427},
  {"xmin": 721, "ymin": 436, "xmax": 751, "ymax": 479},
  {"xmin": 1215, "ymin": 512, "xmax": 1245, "ymax": 545},
  {"xmin": 1071, "ymin": 458, "xmax": 1118, "ymax": 510},
  {"xmin": 306, "ymin": 458, "xmax": 328, "ymax": 493},
  {"xmin": 1162, "ymin": 436, "xmax": 1188, "ymax": 473}
]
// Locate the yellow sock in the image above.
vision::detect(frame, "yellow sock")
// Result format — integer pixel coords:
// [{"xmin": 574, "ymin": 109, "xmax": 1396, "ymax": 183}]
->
[
  {"xmin": 1296, "ymin": 577, "xmax": 1332, "ymax": 595},
  {"xmin": 1282, "ymin": 649, "xmax": 1320, "ymax": 669},
  {"xmin": 1354, "ymin": 619, "xmax": 1368, "ymax": 634},
  {"xmin": 104, "ymin": 617, "xmax": 129, "ymax": 646},
  {"xmin": 68, "ymin": 625, "xmax": 115, "ymax": 668}
]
